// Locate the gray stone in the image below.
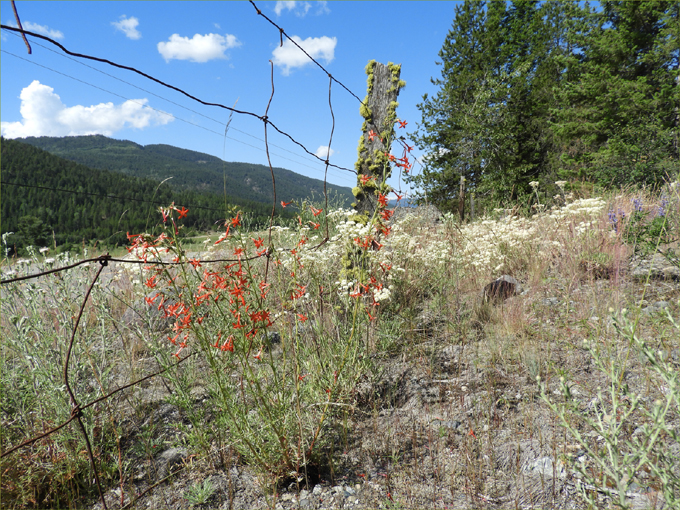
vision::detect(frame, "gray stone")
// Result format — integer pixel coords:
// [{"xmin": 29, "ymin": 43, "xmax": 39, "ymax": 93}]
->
[
  {"xmin": 156, "ymin": 447, "xmax": 187, "ymax": 479},
  {"xmin": 523, "ymin": 456, "xmax": 567, "ymax": 479},
  {"xmin": 481, "ymin": 275, "xmax": 522, "ymax": 304},
  {"xmin": 542, "ymin": 297, "xmax": 561, "ymax": 306},
  {"xmin": 630, "ymin": 253, "xmax": 679, "ymax": 281}
]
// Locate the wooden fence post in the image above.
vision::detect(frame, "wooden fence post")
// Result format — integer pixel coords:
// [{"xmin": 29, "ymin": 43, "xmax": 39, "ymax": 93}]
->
[
  {"xmin": 342, "ymin": 61, "xmax": 404, "ymax": 281},
  {"xmin": 352, "ymin": 60, "xmax": 405, "ymax": 220}
]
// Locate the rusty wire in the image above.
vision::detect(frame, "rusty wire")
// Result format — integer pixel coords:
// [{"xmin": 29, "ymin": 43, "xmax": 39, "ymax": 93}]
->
[
  {"xmin": 0, "ymin": 25, "xmax": 357, "ymax": 176},
  {"xmin": 0, "ymin": 5, "xmax": 417, "ymax": 506}
]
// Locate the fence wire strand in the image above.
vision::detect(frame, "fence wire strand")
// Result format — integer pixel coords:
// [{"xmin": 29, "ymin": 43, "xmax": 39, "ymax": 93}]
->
[{"xmin": 0, "ymin": 5, "xmax": 415, "ymax": 506}]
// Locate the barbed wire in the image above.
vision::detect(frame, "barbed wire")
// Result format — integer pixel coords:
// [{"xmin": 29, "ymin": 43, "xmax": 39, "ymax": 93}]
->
[
  {"xmin": 249, "ymin": 0, "xmax": 366, "ymax": 106},
  {"xmin": 2, "ymin": 39, "xmax": 350, "ymax": 179},
  {"xmin": 0, "ymin": 5, "xmax": 419, "ymax": 508},
  {"xmin": 0, "ymin": 25, "xmax": 357, "ymax": 177}
]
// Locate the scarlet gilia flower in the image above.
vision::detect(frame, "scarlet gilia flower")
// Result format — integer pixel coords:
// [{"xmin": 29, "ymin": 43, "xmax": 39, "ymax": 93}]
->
[
  {"xmin": 381, "ymin": 209, "xmax": 394, "ymax": 221},
  {"xmin": 309, "ymin": 221, "xmax": 320, "ymax": 230},
  {"xmin": 378, "ymin": 193, "xmax": 388, "ymax": 208},
  {"xmin": 297, "ymin": 313, "xmax": 308, "ymax": 322},
  {"xmin": 231, "ymin": 214, "xmax": 241, "ymax": 228},
  {"xmin": 281, "ymin": 200, "xmax": 292, "ymax": 208},
  {"xmin": 214, "ymin": 226, "xmax": 230, "ymax": 245},
  {"xmin": 368, "ymin": 130, "xmax": 378, "ymax": 142},
  {"xmin": 360, "ymin": 174, "xmax": 371, "ymax": 185},
  {"xmin": 397, "ymin": 120, "xmax": 407, "ymax": 129},
  {"xmin": 221, "ymin": 336, "xmax": 234, "ymax": 352},
  {"xmin": 253, "ymin": 347, "xmax": 262, "ymax": 361},
  {"xmin": 291, "ymin": 284, "xmax": 307, "ymax": 300},
  {"xmin": 176, "ymin": 206, "xmax": 189, "ymax": 219},
  {"xmin": 253, "ymin": 237, "xmax": 264, "ymax": 248},
  {"xmin": 310, "ymin": 206, "xmax": 322, "ymax": 217},
  {"xmin": 189, "ymin": 258, "xmax": 201, "ymax": 268}
]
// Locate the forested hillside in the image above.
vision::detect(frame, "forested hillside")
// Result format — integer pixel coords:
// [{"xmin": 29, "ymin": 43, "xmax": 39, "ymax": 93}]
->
[
  {"xmin": 17, "ymin": 135, "xmax": 353, "ymax": 206},
  {"xmin": 1, "ymin": 138, "xmax": 290, "ymax": 255},
  {"xmin": 413, "ymin": 0, "xmax": 678, "ymax": 210}
]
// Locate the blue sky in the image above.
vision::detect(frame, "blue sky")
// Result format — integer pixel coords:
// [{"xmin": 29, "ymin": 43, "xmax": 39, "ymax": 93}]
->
[{"xmin": 1, "ymin": 1, "xmax": 460, "ymax": 192}]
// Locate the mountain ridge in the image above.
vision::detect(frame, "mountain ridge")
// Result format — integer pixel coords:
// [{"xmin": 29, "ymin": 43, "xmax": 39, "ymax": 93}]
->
[{"xmin": 16, "ymin": 135, "xmax": 353, "ymax": 206}]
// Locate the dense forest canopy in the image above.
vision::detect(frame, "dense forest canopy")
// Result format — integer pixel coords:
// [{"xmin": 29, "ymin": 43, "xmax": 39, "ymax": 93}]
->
[
  {"xmin": 1, "ymin": 138, "xmax": 294, "ymax": 255},
  {"xmin": 18, "ymin": 135, "xmax": 353, "ymax": 206},
  {"xmin": 412, "ymin": 0, "xmax": 679, "ymax": 211}
]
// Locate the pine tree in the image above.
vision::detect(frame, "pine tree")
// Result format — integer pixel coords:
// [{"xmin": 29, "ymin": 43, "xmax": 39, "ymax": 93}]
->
[{"xmin": 552, "ymin": 1, "xmax": 679, "ymax": 186}]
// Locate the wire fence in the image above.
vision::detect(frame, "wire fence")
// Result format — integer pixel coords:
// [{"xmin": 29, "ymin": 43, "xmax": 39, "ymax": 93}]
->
[{"xmin": 0, "ymin": 3, "xmax": 418, "ymax": 508}]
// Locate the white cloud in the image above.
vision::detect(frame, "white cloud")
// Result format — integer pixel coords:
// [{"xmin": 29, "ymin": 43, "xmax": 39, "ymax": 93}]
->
[
  {"xmin": 272, "ymin": 35, "xmax": 336, "ymax": 75},
  {"xmin": 157, "ymin": 33, "xmax": 241, "ymax": 63},
  {"xmin": 275, "ymin": 1, "xmax": 298, "ymax": 16},
  {"xmin": 315, "ymin": 145, "xmax": 335, "ymax": 159},
  {"xmin": 112, "ymin": 15, "xmax": 141, "ymax": 40},
  {"xmin": 315, "ymin": 2, "xmax": 330, "ymax": 15},
  {"xmin": 274, "ymin": 1, "xmax": 329, "ymax": 16},
  {"xmin": 0, "ymin": 81, "xmax": 173, "ymax": 138},
  {"xmin": 6, "ymin": 20, "xmax": 64, "ymax": 39}
]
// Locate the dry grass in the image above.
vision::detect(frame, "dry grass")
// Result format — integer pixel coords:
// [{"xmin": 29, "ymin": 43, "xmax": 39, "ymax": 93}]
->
[{"xmin": 1, "ymin": 186, "xmax": 679, "ymax": 509}]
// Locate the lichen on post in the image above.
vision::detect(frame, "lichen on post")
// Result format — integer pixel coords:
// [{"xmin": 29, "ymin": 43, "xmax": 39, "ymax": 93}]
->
[
  {"xmin": 342, "ymin": 60, "xmax": 404, "ymax": 282},
  {"xmin": 353, "ymin": 60, "xmax": 405, "ymax": 222}
]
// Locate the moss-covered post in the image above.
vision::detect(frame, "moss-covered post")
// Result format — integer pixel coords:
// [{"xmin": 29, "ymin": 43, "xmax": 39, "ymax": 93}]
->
[
  {"xmin": 342, "ymin": 61, "xmax": 404, "ymax": 283},
  {"xmin": 352, "ymin": 60, "xmax": 405, "ymax": 220}
]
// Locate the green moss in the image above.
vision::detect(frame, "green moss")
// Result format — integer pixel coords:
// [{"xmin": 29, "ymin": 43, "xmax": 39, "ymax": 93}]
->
[
  {"xmin": 348, "ymin": 213, "xmax": 368, "ymax": 225},
  {"xmin": 352, "ymin": 186, "xmax": 362, "ymax": 197}
]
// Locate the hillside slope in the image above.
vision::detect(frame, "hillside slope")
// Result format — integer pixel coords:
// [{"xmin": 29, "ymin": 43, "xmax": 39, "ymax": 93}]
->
[
  {"xmin": 17, "ymin": 135, "xmax": 353, "ymax": 206},
  {"xmin": 1, "ymin": 138, "xmax": 285, "ymax": 253}
]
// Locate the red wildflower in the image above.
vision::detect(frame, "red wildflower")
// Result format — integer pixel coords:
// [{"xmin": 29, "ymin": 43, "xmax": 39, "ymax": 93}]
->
[
  {"xmin": 231, "ymin": 214, "xmax": 241, "ymax": 228},
  {"xmin": 397, "ymin": 120, "xmax": 407, "ymax": 129},
  {"xmin": 310, "ymin": 206, "xmax": 322, "ymax": 217},
  {"xmin": 368, "ymin": 130, "xmax": 377, "ymax": 141},
  {"xmin": 297, "ymin": 313, "xmax": 308, "ymax": 323},
  {"xmin": 309, "ymin": 221, "xmax": 320, "ymax": 229},
  {"xmin": 221, "ymin": 336, "xmax": 234, "ymax": 352},
  {"xmin": 253, "ymin": 237, "xmax": 264, "ymax": 248},
  {"xmin": 176, "ymin": 206, "xmax": 189, "ymax": 219},
  {"xmin": 381, "ymin": 209, "xmax": 394, "ymax": 221},
  {"xmin": 189, "ymin": 258, "xmax": 201, "ymax": 268},
  {"xmin": 360, "ymin": 174, "xmax": 371, "ymax": 185},
  {"xmin": 281, "ymin": 200, "xmax": 292, "ymax": 208},
  {"xmin": 378, "ymin": 193, "xmax": 388, "ymax": 208}
]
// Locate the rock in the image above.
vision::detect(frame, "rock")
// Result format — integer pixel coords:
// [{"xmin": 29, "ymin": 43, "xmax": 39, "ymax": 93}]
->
[
  {"xmin": 481, "ymin": 275, "xmax": 522, "ymax": 304},
  {"xmin": 630, "ymin": 253, "xmax": 679, "ymax": 281},
  {"xmin": 642, "ymin": 300, "xmax": 671, "ymax": 316},
  {"xmin": 541, "ymin": 297, "xmax": 561, "ymax": 307},
  {"xmin": 156, "ymin": 447, "xmax": 187, "ymax": 479},
  {"xmin": 523, "ymin": 456, "xmax": 567, "ymax": 479}
]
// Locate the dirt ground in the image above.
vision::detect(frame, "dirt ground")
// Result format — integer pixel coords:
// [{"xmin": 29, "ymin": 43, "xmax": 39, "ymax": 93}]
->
[{"xmin": 86, "ymin": 257, "xmax": 679, "ymax": 510}]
